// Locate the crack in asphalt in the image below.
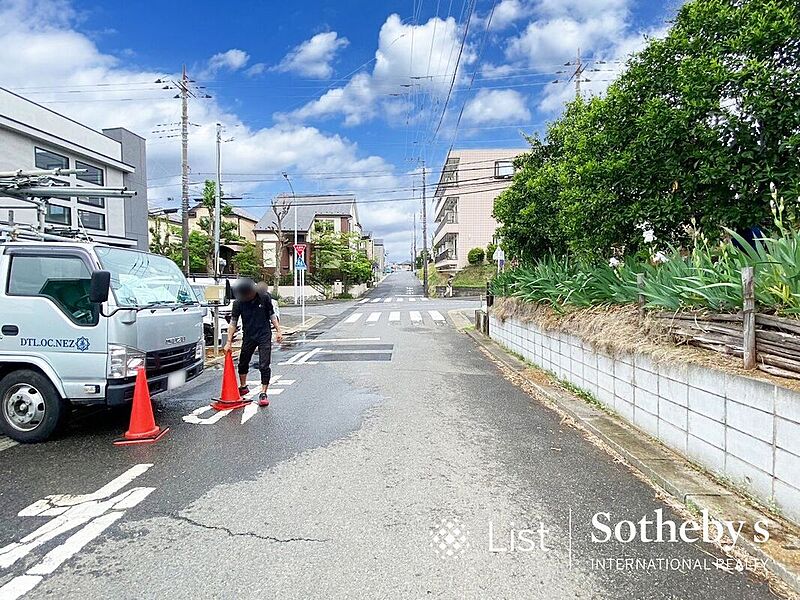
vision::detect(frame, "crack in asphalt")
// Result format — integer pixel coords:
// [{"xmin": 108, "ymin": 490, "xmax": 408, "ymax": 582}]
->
[{"xmin": 172, "ymin": 514, "xmax": 329, "ymax": 544}]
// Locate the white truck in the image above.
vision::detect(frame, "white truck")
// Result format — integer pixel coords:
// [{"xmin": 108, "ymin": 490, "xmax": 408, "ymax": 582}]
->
[{"xmin": 0, "ymin": 238, "xmax": 205, "ymax": 442}]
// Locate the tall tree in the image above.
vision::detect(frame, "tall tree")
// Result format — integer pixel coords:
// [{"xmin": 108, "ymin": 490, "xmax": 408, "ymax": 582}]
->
[{"xmin": 195, "ymin": 180, "xmax": 240, "ymax": 272}]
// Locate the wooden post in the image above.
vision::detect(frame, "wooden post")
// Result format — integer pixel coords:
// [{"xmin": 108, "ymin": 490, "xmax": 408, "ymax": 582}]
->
[
  {"xmin": 637, "ymin": 273, "xmax": 646, "ymax": 319},
  {"xmin": 742, "ymin": 266, "xmax": 756, "ymax": 369}
]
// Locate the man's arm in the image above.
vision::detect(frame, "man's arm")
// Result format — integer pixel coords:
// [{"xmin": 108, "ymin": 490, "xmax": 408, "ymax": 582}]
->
[
  {"xmin": 271, "ymin": 315, "xmax": 283, "ymax": 343},
  {"xmin": 225, "ymin": 301, "xmax": 240, "ymax": 352}
]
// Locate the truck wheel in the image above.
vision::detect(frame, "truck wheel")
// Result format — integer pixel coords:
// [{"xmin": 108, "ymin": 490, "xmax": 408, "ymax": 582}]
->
[{"xmin": 0, "ymin": 370, "xmax": 69, "ymax": 443}]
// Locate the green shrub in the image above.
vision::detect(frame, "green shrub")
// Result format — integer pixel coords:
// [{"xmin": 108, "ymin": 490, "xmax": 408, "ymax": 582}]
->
[
  {"xmin": 486, "ymin": 242, "xmax": 497, "ymax": 261},
  {"xmin": 491, "ymin": 219, "xmax": 800, "ymax": 316},
  {"xmin": 467, "ymin": 247, "xmax": 485, "ymax": 265}
]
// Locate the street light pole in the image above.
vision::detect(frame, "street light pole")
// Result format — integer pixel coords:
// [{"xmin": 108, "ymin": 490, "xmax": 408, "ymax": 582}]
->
[
  {"xmin": 282, "ymin": 172, "xmax": 297, "ymax": 305},
  {"xmin": 213, "ymin": 123, "xmax": 222, "ymax": 282},
  {"xmin": 421, "ymin": 162, "xmax": 429, "ymax": 298}
]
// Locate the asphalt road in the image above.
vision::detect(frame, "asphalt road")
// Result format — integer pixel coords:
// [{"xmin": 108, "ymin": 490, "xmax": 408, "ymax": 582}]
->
[{"xmin": 0, "ymin": 272, "xmax": 779, "ymax": 599}]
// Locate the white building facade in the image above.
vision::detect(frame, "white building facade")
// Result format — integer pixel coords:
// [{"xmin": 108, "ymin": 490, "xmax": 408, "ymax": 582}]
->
[
  {"xmin": 432, "ymin": 148, "xmax": 521, "ymax": 271},
  {"xmin": 0, "ymin": 88, "xmax": 147, "ymax": 248}
]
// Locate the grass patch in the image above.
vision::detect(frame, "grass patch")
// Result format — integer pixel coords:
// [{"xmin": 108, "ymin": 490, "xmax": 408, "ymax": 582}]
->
[{"xmin": 453, "ymin": 263, "xmax": 496, "ymax": 288}]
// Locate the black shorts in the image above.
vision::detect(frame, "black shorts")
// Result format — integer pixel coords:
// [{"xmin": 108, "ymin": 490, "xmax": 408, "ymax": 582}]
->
[{"xmin": 238, "ymin": 336, "xmax": 272, "ymax": 384}]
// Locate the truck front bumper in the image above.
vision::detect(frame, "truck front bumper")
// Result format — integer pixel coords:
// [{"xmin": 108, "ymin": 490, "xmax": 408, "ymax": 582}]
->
[{"xmin": 105, "ymin": 359, "xmax": 205, "ymax": 406}]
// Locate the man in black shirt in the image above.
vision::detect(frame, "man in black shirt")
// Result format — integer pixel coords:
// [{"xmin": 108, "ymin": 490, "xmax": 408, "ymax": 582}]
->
[{"xmin": 224, "ymin": 278, "xmax": 283, "ymax": 406}]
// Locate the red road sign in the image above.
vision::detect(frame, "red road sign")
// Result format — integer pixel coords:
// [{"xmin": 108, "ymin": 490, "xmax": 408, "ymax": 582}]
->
[{"xmin": 293, "ymin": 243, "xmax": 306, "ymax": 255}]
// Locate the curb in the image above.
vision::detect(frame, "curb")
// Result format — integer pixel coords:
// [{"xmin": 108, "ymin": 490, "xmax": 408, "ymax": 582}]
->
[{"xmin": 464, "ymin": 325, "xmax": 800, "ymax": 595}]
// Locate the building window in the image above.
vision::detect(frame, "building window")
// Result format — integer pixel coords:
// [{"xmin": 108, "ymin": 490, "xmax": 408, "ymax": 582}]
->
[
  {"xmin": 78, "ymin": 196, "xmax": 106, "ymax": 208},
  {"xmin": 45, "ymin": 204, "xmax": 71, "ymax": 225},
  {"xmin": 75, "ymin": 161, "xmax": 104, "ymax": 185},
  {"xmin": 494, "ymin": 160, "xmax": 515, "ymax": 178},
  {"xmin": 34, "ymin": 147, "xmax": 68, "ymax": 170},
  {"xmin": 78, "ymin": 210, "xmax": 106, "ymax": 230}
]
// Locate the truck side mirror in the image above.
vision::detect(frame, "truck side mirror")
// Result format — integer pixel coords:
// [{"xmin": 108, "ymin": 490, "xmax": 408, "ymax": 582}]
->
[{"xmin": 89, "ymin": 270, "xmax": 111, "ymax": 304}]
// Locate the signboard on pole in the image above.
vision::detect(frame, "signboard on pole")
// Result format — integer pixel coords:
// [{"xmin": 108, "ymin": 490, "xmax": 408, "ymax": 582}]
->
[
  {"xmin": 295, "ymin": 256, "xmax": 307, "ymax": 271},
  {"xmin": 293, "ymin": 243, "xmax": 307, "ymax": 257}
]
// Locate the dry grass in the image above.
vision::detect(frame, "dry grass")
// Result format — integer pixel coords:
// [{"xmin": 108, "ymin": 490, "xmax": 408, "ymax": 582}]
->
[{"xmin": 491, "ymin": 297, "xmax": 800, "ymax": 393}]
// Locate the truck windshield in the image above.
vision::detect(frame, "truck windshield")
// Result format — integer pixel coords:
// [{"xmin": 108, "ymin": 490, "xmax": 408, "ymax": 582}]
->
[{"xmin": 95, "ymin": 247, "xmax": 196, "ymax": 307}]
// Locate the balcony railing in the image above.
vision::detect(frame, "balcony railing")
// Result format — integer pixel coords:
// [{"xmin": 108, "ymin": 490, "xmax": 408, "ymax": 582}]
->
[
  {"xmin": 434, "ymin": 213, "xmax": 458, "ymax": 236},
  {"xmin": 435, "ymin": 248, "xmax": 457, "ymax": 263}
]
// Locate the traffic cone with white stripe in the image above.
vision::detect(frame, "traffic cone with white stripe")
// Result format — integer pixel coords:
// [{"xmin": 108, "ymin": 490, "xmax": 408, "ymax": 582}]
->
[
  {"xmin": 211, "ymin": 351, "xmax": 250, "ymax": 411},
  {"xmin": 114, "ymin": 367, "xmax": 170, "ymax": 445}
]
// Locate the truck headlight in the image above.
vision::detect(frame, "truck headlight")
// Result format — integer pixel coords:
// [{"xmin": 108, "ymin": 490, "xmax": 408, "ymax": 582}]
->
[
  {"xmin": 108, "ymin": 344, "xmax": 146, "ymax": 379},
  {"xmin": 195, "ymin": 339, "xmax": 204, "ymax": 360}
]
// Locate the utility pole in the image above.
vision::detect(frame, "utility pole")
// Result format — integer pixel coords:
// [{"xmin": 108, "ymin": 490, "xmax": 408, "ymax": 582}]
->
[
  {"xmin": 213, "ymin": 123, "xmax": 222, "ymax": 281},
  {"xmin": 179, "ymin": 65, "xmax": 190, "ymax": 275},
  {"xmin": 412, "ymin": 212, "xmax": 417, "ymax": 268},
  {"xmin": 421, "ymin": 161, "xmax": 429, "ymax": 297},
  {"xmin": 573, "ymin": 48, "xmax": 585, "ymax": 100}
]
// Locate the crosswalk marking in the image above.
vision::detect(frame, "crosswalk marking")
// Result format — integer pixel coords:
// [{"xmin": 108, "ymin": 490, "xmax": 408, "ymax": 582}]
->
[
  {"xmin": 408, "ymin": 298, "xmax": 416, "ymax": 303},
  {"xmin": 340, "ymin": 310, "xmax": 448, "ymax": 326},
  {"xmin": 397, "ymin": 298, "xmax": 403, "ymax": 302},
  {"xmin": 371, "ymin": 298, "xmax": 382, "ymax": 303},
  {"xmin": 429, "ymin": 310, "xmax": 445, "ymax": 322},
  {"xmin": 383, "ymin": 298, "xmax": 392, "ymax": 303},
  {"xmin": 358, "ymin": 298, "xmax": 370, "ymax": 304}
]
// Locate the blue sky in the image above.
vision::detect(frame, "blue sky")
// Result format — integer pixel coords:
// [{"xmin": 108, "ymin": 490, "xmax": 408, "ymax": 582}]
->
[{"xmin": 0, "ymin": 0, "xmax": 683, "ymax": 260}]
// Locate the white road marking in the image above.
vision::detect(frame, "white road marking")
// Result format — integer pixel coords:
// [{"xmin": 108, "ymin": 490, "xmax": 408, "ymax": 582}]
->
[
  {"xmin": 18, "ymin": 465, "xmax": 153, "ymax": 515},
  {"xmin": 300, "ymin": 337, "xmax": 380, "ymax": 343},
  {"xmin": 28, "ymin": 511, "xmax": 124, "ymax": 576},
  {"xmin": 429, "ymin": 310, "xmax": 446, "ymax": 322},
  {"xmin": 182, "ymin": 408, "xmax": 232, "ymax": 425},
  {"xmin": 344, "ymin": 313, "xmax": 363, "ymax": 324},
  {"xmin": 389, "ymin": 311, "xmax": 400, "ymax": 322},
  {"xmin": 396, "ymin": 298, "xmax": 403, "ymax": 302},
  {"xmin": 357, "ymin": 298, "xmax": 370, "ymax": 304},
  {"xmin": 282, "ymin": 351, "xmax": 308, "ymax": 365},
  {"xmin": 0, "ymin": 437, "xmax": 18, "ymax": 454},
  {"xmin": 383, "ymin": 298, "xmax": 392, "ymax": 303},
  {"xmin": 408, "ymin": 298, "xmax": 416, "ymax": 303},
  {"xmin": 297, "ymin": 348, "xmax": 322, "ymax": 364},
  {"xmin": 367, "ymin": 312, "xmax": 381, "ymax": 323},
  {"xmin": 0, "ymin": 466, "xmax": 154, "ymax": 600},
  {"xmin": 371, "ymin": 298, "xmax": 382, "ymax": 303},
  {"xmin": 410, "ymin": 311, "xmax": 422, "ymax": 323},
  {"xmin": 240, "ymin": 403, "xmax": 258, "ymax": 424},
  {"xmin": 0, "ymin": 574, "xmax": 41, "ymax": 600}
]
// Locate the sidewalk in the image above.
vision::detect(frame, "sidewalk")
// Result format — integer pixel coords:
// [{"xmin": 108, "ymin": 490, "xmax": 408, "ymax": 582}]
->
[{"xmin": 452, "ymin": 309, "xmax": 800, "ymax": 596}]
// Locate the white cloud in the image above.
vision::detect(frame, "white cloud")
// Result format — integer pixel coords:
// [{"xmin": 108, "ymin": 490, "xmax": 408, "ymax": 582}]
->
[
  {"xmin": 0, "ymin": 0, "xmax": 419, "ymax": 260},
  {"xmin": 280, "ymin": 13, "xmax": 475, "ymax": 126},
  {"xmin": 204, "ymin": 48, "xmax": 250, "ymax": 76},
  {"xmin": 506, "ymin": 14, "xmax": 628, "ymax": 70},
  {"xmin": 273, "ymin": 31, "xmax": 349, "ymax": 79},
  {"xmin": 462, "ymin": 89, "xmax": 531, "ymax": 124}
]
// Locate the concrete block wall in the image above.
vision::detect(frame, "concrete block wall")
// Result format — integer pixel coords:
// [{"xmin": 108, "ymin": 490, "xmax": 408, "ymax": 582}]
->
[{"xmin": 489, "ymin": 314, "xmax": 800, "ymax": 524}]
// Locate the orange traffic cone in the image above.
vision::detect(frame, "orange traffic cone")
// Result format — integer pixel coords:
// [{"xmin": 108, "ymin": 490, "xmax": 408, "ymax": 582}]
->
[
  {"xmin": 211, "ymin": 351, "xmax": 250, "ymax": 411},
  {"xmin": 114, "ymin": 367, "xmax": 170, "ymax": 445}
]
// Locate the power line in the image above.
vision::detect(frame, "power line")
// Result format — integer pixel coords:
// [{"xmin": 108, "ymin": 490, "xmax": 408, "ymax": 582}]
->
[{"xmin": 430, "ymin": 0, "xmax": 476, "ymax": 143}]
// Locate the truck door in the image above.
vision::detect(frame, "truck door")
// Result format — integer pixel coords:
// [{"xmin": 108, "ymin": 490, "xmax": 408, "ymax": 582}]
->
[{"xmin": 1, "ymin": 248, "xmax": 107, "ymax": 401}]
